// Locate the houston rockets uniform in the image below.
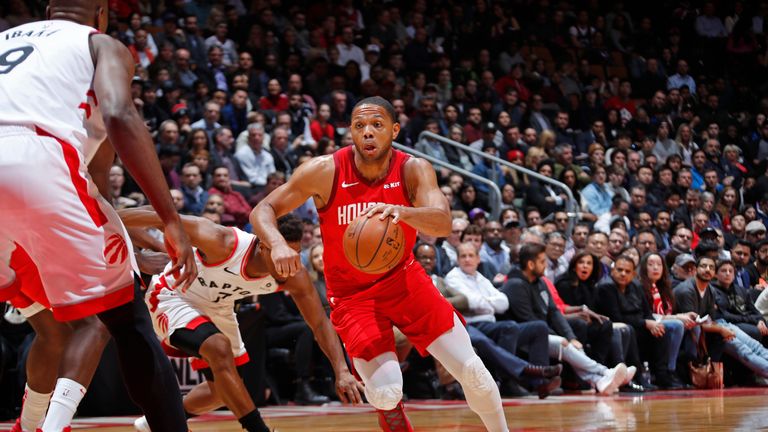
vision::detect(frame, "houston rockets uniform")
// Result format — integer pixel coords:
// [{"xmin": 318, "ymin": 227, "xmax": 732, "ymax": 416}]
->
[
  {"xmin": 0, "ymin": 20, "xmax": 136, "ymax": 321},
  {"xmin": 317, "ymin": 146, "xmax": 456, "ymax": 361},
  {"xmin": 146, "ymin": 228, "xmax": 279, "ymax": 370}
]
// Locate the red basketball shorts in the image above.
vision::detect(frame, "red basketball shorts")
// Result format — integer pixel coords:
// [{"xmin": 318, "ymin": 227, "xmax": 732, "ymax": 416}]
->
[
  {"xmin": 0, "ymin": 127, "xmax": 136, "ymax": 321},
  {"xmin": 329, "ymin": 259, "xmax": 456, "ymax": 361}
]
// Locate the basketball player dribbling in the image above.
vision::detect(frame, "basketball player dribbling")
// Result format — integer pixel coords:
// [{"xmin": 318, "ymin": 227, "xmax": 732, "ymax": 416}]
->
[
  {"xmin": 252, "ymin": 96, "xmax": 510, "ymax": 432},
  {"xmin": 0, "ymin": 1, "xmax": 197, "ymax": 431},
  {"xmin": 118, "ymin": 209, "xmax": 363, "ymax": 432}
]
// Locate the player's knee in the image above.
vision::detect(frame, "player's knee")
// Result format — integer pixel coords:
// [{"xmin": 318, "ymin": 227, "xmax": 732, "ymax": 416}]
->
[
  {"xmin": 365, "ymin": 383, "xmax": 403, "ymax": 411},
  {"xmin": 72, "ymin": 316, "xmax": 111, "ymax": 347},
  {"xmin": 200, "ymin": 334, "xmax": 233, "ymax": 369},
  {"xmin": 457, "ymin": 355, "xmax": 496, "ymax": 397}
]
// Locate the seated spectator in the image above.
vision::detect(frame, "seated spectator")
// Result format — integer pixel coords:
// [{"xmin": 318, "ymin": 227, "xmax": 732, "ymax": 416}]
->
[
  {"xmin": 260, "ymin": 79, "xmax": 290, "ymax": 112},
  {"xmin": 235, "ymin": 124, "xmax": 276, "ymax": 190},
  {"xmin": 711, "ymin": 260, "xmax": 768, "ymax": 347},
  {"xmin": 595, "ymin": 255, "xmax": 684, "ymax": 389},
  {"xmin": 543, "ymin": 232, "xmax": 568, "ymax": 282},
  {"xmin": 500, "ymin": 243, "xmax": 630, "ymax": 395},
  {"xmin": 208, "ymin": 166, "xmax": 251, "ymax": 227},
  {"xmin": 581, "ymin": 165, "xmax": 612, "ymax": 216},
  {"xmin": 554, "ymin": 252, "xmax": 615, "ymax": 368},
  {"xmin": 674, "ymin": 256, "xmax": 768, "ymax": 380},
  {"xmin": 180, "ymin": 162, "xmax": 208, "ymax": 215},
  {"xmin": 191, "ymin": 102, "xmax": 223, "ymax": 142},
  {"xmin": 526, "ymin": 160, "xmax": 568, "ymax": 218},
  {"xmin": 444, "ymin": 242, "xmax": 562, "ymax": 398}
]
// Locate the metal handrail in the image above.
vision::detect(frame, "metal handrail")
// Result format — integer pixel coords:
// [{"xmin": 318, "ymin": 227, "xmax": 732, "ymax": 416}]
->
[
  {"xmin": 417, "ymin": 131, "xmax": 578, "ymax": 234},
  {"xmin": 392, "ymin": 142, "xmax": 502, "ymax": 221}
]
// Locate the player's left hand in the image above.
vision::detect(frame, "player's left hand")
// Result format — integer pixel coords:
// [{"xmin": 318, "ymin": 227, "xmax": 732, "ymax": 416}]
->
[
  {"xmin": 363, "ymin": 204, "xmax": 405, "ymax": 224},
  {"xmin": 336, "ymin": 371, "xmax": 364, "ymax": 404}
]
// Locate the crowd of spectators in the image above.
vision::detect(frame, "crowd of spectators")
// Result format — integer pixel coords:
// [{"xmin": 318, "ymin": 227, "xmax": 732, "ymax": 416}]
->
[{"xmin": 4, "ymin": 0, "xmax": 768, "ymax": 407}]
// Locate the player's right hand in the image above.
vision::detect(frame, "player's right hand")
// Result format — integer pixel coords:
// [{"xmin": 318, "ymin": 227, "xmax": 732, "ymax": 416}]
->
[
  {"xmin": 271, "ymin": 243, "xmax": 301, "ymax": 278},
  {"xmin": 163, "ymin": 222, "xmax": 198, "ymax": 292}
]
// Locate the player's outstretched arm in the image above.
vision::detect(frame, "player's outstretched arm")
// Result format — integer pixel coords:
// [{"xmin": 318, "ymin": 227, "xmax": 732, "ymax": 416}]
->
[
  {"xmin": 282, "ymin": 271, "xmax": 364, "ymax": 404},
  {"xmin": 90, "ymin": 34, "xmax": 196, "ymax": 290},
  {"xmin": 364, "ymin": 157, "xmax": 452, "ymax": 237},
  {"xmin": 251, "ymin": 156, "xmax": 334, "ymax": 278},
  {"xmin": 118, "ymin": 208, "xmax": 234, "ymax": 265}
]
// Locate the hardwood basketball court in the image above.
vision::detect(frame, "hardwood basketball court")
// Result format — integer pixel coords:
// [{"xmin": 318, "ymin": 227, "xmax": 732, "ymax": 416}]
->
[{"xmin": 3, "ymin": 388, "xmax": 766, "ymax": 431}]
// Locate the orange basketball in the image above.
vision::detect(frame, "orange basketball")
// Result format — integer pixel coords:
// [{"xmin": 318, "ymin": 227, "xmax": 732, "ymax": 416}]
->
[{"xmin": 343, "ymin": 215, "xmax": 406, "ymax": 274}]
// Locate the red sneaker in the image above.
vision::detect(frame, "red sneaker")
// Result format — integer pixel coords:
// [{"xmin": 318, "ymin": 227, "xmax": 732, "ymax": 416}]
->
[
  {"xmin": 376, "ymin": 402, "xmax": 414, "ymax": 432},
  {"xmin": 10, "ymin": 418, "xmax": 21, "ymax": 432}
]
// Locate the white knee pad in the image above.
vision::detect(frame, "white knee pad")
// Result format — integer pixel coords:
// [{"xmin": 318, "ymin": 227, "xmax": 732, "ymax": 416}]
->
[
  {"xmin": 459, "ymin": 356, "xmax": 496, "ymax": 397},
  {"xmin": 365, "ymin": 383, "xmax": 403, "ymax": 411}
]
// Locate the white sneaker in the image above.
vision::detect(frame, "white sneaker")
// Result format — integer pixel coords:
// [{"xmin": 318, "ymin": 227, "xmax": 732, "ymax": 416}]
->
[
  {"xmin": 623, "ymin": 366, "xmax": 637, "ymax": 386},
  {"xmin": 133, "ymin": 416, "xmax": 150, "ymax": 432},
  {"xmin": 596, "ymin": 363, "xmax": 627, "ymax": 395}
]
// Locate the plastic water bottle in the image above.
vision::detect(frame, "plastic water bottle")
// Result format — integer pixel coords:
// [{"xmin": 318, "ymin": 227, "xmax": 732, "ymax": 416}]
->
[{"xmin": 641, "ymin": 362, "xmax": 652, "ymax": 385}]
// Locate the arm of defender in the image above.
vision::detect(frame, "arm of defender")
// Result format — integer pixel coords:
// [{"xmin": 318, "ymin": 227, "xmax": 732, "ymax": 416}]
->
[
  {"xmin": 118, "ymin": 208, "xmax": 233, "ymax": 264},
  {"xmin": 250, "ymin": 156, "xmax": 333, "ymax": 277},
  {"xmin": 365, "ymin": 158, "xmax": 452, "ymax": 237},
  {"xmin": 282, "ymin": 271, "xmax": 364, "ymax": 404},
  {"xmin": 91, "ymin": 34, "xmax": 196, "ymax": 290}
]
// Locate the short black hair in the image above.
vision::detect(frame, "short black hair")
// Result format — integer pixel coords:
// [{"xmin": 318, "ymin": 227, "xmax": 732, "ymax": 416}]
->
[
  {"xmin": 278, "ymin": 214, "xmax": 304, "ymax": 243},
  {"xmin": 353, "ymin": 96, "xmax": 397, "ymax": 123},
  {"xmin": 519, "ymin": 243, "xmax": 546, "ymax": 269},
  {"xmin": 733, "ymin": 239, "xmax": 752, "ymax": 251},
  {"xmin": 694, "ymin": 240, "xmax": 720, "ymax": 259}
]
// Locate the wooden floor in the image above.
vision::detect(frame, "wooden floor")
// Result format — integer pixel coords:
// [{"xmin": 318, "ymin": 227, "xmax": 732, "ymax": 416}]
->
[{"xmin": 4, "ymin": 388, "xmax": 768, "ymax": 431}]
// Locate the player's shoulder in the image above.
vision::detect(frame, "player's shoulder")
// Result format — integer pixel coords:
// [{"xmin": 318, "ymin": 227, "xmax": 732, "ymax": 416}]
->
[
  {"xmin": 294, "ymin": 153, "xmax": 335, "ymax": 181},
  {"xmin": 89, "ymin": 32, "xmax": 132, "ymax": 63}
]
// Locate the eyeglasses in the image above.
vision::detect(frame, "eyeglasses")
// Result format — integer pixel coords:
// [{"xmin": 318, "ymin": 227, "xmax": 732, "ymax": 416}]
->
[{"xmin": 555, "ymin": 218, "xmax": 568, "ymax": 223}]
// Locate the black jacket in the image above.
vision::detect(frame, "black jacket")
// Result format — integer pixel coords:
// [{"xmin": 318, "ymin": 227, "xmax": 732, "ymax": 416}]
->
[
  {"xmin": 499, "ymin": 274, "xmax": 576, "ymax": 340},
  {"xmin": 711, "ymin": 282, "xmax": 765, "ymax": 326},
  {"xmin": 595, "ymin": 279, "xmax": 652, "ymax": 330},
  {"xmin": 672, "ymin": 278, "xmax": 719, "ymax": 319}
]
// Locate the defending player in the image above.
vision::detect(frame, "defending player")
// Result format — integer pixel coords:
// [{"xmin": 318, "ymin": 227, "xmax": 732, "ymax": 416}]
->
[
  {"xmin": 0, "ymin": 2, "xmax": 197, "ymax": 431},
  {"xmin": 251, "ymin": 97, "xmax": 509, "ymax": 432},
  {"xmin": 118, "ymin": 209, "xmax": 363, "ymax": 432}
]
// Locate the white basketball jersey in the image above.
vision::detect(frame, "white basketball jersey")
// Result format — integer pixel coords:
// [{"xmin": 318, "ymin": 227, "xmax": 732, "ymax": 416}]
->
[
  {"xmin": 0, "ymin": 20, "xmax": 106, "ymax": 161},
  {"xmin": 162, "ymin": 228, "xmax": 280, "ymax": 308}
]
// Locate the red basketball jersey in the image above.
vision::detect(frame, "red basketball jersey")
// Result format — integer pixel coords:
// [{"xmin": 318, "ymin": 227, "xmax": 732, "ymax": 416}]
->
[{"xmin": 318, "ymin": 146, "xmax": 418, "ymax": 299}]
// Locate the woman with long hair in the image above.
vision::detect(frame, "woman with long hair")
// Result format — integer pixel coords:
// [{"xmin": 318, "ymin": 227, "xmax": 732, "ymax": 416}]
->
[
  {"xmin": 184, "ymin": 128, "xmax": 211, "ymax": 156},
  {"xmin": 637, "ymin": 253, "xmax": 693, "ymax": 387},
  {"xmin": 716, "ymin": 186, "xmax": 741, "ymax": 232},
  {"xmin": 554, "ymin": 252, "xmax": 613, "ymax": 365}
]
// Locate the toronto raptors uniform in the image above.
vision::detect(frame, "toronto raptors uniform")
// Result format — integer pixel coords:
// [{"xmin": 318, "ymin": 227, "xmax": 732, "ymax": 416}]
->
[
  {"xmin": 146, "ymin": 228, "xmax": 279, "ymax": 369},
  {"xmin": 0, "ymin": 20, "xmax": 136, "ymax": 320},
  {"xmin": 318, "ymin": 146, "xmax": 455, "ymax": 361}
]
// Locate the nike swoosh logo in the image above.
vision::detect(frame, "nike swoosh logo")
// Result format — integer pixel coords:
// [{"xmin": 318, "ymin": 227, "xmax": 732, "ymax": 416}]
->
[
  {"xmin": 223, "ymin": 267, "xmax": 238, "ymax": 275},
  {"xmin": 341, "ymin": 181, "xmax": 359, "ymax": 188}
]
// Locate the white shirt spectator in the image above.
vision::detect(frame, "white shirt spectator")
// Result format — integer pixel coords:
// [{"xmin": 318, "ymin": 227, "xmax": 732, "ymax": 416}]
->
[
  {"xmin": 234, "ymin": 146, "xmax": 275, "ymax": 187},
  {"xmin": 445, "ymin": 267, "xmax": 509, "ymax": 323},
  {"xmin": 336, "ymin": 42, "xmax": 365, "ymax": 66}
]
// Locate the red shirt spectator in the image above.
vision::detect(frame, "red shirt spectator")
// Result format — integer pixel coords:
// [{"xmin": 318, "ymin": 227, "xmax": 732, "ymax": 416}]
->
[
  {"xmin": 259, "ymin": 78, "xmax": 289, "ymax": 111},
  {"xmin": 208, "ymin": 166, "xmax": 251, "ymax": 227}
]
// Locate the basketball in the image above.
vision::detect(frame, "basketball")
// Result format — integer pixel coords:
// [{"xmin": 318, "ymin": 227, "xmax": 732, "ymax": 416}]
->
[{"xmin": 343, "ymin": 215, "xmax": 405, "ymax": 274}]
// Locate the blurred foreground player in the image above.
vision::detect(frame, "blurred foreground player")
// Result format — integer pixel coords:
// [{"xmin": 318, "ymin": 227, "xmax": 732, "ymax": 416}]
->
[
  {"xmin": 119, "ymin": 209, "xmax": 363, "ymax": 432},
  {"xmin": 0, "ymin": 1, "xmax": 197, "ymax": 431},
  {"xmin": 252, "ymin": 97, "xmax": 509, "ymax": 432}
]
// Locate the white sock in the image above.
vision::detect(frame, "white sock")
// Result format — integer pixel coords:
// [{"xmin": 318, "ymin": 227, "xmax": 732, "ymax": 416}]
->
[
  {"xmin": 20, "ymin": 385, "xmax": 51, "ymax": 431},
  {"xmin": 41, "ymin": 378, "xmax": 86, "ymax": 431}
]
